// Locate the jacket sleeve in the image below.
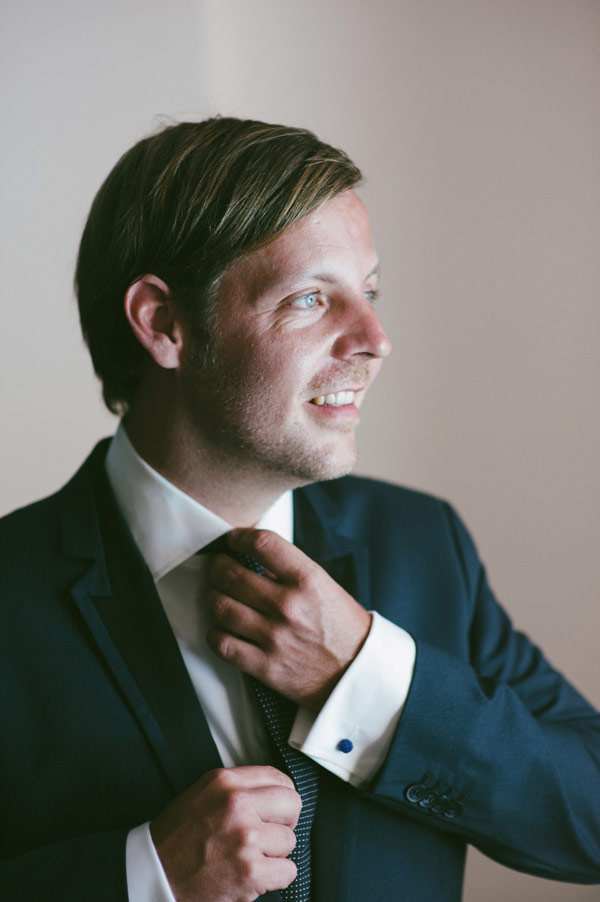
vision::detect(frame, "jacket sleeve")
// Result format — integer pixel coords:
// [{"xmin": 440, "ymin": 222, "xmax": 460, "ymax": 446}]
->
[
  {"xmin": 366, "ymin": 501, "xmax": 600, "ymax": 884},
  {"xmin": 0, "ymin": 829, "xmax": 129, "ymax": 901}
]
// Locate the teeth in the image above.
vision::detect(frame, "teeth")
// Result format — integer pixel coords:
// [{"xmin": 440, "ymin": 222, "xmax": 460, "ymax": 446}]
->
[{"xmin": 312, "ymin": 391, "xmax": 355, "ymax": 406}]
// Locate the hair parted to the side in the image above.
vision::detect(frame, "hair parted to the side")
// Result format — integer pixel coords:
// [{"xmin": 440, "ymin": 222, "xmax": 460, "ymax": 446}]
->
[{"xmin": 75, "ymin": 116, "xmax": 362, "ymax": 414}]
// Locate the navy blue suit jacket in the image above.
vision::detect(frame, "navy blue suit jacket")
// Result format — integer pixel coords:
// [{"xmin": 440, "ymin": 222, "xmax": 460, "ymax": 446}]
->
[{"xmin": 1, "ymin": 440, "xmax": 599, "ymax": 900}]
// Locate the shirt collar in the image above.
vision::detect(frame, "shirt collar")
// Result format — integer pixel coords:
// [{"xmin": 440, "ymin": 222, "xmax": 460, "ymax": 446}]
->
[{"xmin": 105, "ymin": 423, "xmax": 293, "ymax": 581}]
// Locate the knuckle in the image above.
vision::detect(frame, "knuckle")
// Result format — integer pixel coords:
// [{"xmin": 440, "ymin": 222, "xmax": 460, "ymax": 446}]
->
[
  {"xmin": 238, "ymin": 853, "xmax": 260, "ymax": 885},
  {"xmin": 213, "ymin": 767, "xmax": 235, "ymax": 790},
  {"xmin": 253, "ymin": 530, "xmax": 273, "ymax": 554},
  {"xmin": 290, "ymin": 790, "xmax": 303, "ymax": 820},
  {"xmin": 285, "ymin": 826, "xmax": 297, "ymax": 853},
  {"xmin": 261, "ymin": 655, "xmax": 276, "ymax": 683},
  {"xmin": 213, "ymin": 594, "xmax": 230, "ymax": 620},
  {"xmin": 266, "ymin": 766, "xmax": 294, "ymax": 788},
  {"xmin": 221, "ymin": 776, "xmax": 244, "ymax": 812},
  {"xmin": 196, "ymin": 767, "xmax": 229, "ymax": 801},
  {"xmin": 233, "ymin": 824, "xmax": 258, "ymax": 850},
  {"xmin": 296, "ymin": 571, "xmax": 313, "ymax": 595},
  {"xmin": 263, "ymin": 623, "xmax": 279, "ymax": 653},
  {"xmin": 216, "ymin": 632, "xmax": 233, "ymax": 658},
  {"xmin": 223, "ymin": 790, "xmax": 245, "ymax": 821},
  {"xmin": 278, "ymin": 594, "xmax": 297, "ymax": 623},
  {"xmin": 223, "ymin": 563, "xmax": 239, "ymax": 586}
]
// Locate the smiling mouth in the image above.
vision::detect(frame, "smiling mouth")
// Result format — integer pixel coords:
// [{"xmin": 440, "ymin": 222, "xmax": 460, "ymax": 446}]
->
[{"xmin": 309, "ymin": 390, "xmax": 356, "ymax": 407}]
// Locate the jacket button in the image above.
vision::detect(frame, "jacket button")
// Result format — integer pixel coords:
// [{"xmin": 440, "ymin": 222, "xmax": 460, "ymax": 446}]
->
[
  {"xmin": 419, "ymin": 790, "xmax": 438, "ymax": 808},
  {"xmin": 405, "ymin": 783, "xmax": 426, "ymax": 803}
]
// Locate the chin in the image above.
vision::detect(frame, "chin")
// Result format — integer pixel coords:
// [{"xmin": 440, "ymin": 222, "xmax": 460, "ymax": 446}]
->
[
  {"xmin": 283, "ymin": 441, "xmax": 358, "ymax": 485},
  {"xmin": 318, "ymin": 451, "xmax": 357, "ymax": 481},
  {"xmin": 229, "ymin": 426, "xmax": 358, "ymax": 487}
]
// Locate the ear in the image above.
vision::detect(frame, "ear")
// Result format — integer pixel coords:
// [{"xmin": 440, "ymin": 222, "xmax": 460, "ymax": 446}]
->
[{"xmin": 124, "ymin": 274, "xmax": 183, "ymax": 369}]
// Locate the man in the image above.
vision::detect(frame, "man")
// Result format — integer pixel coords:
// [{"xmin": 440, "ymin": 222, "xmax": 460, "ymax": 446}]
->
[{"xmin": 1, "ymin": 117, "xmax": 598, "ymax": 902}]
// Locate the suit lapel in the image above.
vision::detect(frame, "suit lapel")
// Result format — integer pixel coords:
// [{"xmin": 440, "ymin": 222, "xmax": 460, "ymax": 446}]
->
[{"xmin": 62, "ymin": 442, "xmax": 222, "ymax": 796}]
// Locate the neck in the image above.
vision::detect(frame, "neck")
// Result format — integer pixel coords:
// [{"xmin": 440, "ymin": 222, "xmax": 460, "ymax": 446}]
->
[{"xmin": 123, "ymin": 398, "xmax": 300, "ymax": 527}]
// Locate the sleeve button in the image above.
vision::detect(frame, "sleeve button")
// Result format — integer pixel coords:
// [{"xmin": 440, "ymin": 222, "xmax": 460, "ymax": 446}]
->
[
  {"xmin": 443, "ymin": 801, "xmax": 462, "ymax": 819},
  {"xmin": 337, "ymin": 738, "xmax": 353, "ymax": 753},
  {"xmin": 431, "ymin": 797, "xmax": 448, "ymax": 815},
  {"xmin": 419, "ymin": 790, "xmax": 438, "ymax": 809},
  {"xmin": 405, "ymin": 783, "xmax": 426, "ymax": 803}
]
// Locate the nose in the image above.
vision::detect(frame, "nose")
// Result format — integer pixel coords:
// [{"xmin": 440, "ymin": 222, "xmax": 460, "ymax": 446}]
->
[{"xmin": 331, "ymin": 296, "xmax": 392, "ymax": 361}]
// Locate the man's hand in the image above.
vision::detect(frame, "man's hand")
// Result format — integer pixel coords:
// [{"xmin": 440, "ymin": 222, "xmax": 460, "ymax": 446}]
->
[
  {"xmin": 150, "ymin": 765, "xmax": 300, "ymax": 902},
  {"xmin": 206, "ymin": 528, "xmax": 372, "ymax": 710}
]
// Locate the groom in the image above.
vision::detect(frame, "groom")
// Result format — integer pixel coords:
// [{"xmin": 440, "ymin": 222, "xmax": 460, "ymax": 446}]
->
[{"xmin": 1, "ymin": 116, "xmax": 599, "ymax": 901}]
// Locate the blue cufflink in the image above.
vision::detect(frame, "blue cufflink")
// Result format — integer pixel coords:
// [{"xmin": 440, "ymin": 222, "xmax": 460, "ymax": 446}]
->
[{"xmin": 337, "ymin": 738, "xmax": 353, "ymax": 753}]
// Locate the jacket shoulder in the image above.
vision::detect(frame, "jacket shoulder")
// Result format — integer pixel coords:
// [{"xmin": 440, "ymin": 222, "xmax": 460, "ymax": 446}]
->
[
  {"xmin": 0, "ymin": 440, "xmax": 110, "ymax": 568},
  {"xmin": 303, "ymin": 473, "xmax": 450, "ymax": 525},
  {"xmin": 0, "ymin": 492, "xmax": 62, "ymax": 559},
  {"xmin": 300, "ymin": 475, "xmax": 481, "ymax": 588}
]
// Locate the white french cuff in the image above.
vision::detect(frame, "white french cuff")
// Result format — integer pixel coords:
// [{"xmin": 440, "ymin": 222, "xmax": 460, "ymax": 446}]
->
[
  {"xmin": 126, "ymin": 822, "xmax": 177, "ymax": 902},
  {"xmin": 288, "ymin": 611, "xmax": 416, "ymax": 788}
]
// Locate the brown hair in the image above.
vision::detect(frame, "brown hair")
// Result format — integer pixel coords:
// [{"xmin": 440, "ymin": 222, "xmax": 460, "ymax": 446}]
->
[{"xmin": 75, "ymin": 116, "xmax": 362, "ymax": 414}]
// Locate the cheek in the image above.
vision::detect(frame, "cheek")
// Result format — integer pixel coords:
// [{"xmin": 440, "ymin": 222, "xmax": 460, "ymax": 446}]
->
[
  {"xmin": 241, "ymin": 338, "xmax": 311, "ymax": 386},
  {"xmin": 212, "ymin": 324, "xmax": 319, "ymax": 417}
]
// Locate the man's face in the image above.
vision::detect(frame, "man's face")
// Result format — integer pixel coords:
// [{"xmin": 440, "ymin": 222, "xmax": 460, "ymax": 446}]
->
[{"xmin": 180, "ymin": 189, "xmax": 391, "ymax": 487}]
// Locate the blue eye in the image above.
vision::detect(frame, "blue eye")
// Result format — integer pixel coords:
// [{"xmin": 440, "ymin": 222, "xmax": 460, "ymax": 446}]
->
[
  {"xmin": 365, "ymin": 289, "xmax": 379, "ymax": 305},
  {"xmin": 291, "ymin": 292, "xmax": 319, "ymax": 309}
]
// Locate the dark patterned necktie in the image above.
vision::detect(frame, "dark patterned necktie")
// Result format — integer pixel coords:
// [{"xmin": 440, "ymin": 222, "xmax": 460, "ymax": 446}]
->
[{"xmin": 200, "ymin": 538, "xmax": 319, "ymax": 901}]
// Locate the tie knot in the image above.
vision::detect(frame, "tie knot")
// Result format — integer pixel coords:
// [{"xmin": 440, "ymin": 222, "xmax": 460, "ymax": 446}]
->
[
  {"xmin": 198, "ymin": 535, "xmax": 265, "ymax": 576},
  {"xmin": 197, "ymin": 534, "xmax": 230, "ymax": 556}
]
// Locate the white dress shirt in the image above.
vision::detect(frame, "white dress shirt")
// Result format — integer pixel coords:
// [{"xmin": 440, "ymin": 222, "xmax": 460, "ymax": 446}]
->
[{"xmin": 104, "ymin": 424, "xmax": 416, "ymax": 902}]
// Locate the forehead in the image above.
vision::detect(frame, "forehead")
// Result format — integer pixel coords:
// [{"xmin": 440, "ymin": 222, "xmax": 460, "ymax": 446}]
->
[{"xmin": 219, "ymin": 190, "xmax": 378, "ymax": 302}]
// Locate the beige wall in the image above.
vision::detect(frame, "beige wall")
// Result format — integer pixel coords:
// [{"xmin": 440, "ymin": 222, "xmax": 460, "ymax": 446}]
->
[{"xmin": 1, "ymin": 1, "xmax": 599, "ymax": 899}]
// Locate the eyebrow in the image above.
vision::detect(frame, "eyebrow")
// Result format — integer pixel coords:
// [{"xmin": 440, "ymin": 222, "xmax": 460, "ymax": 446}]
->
[
  {"xmin": 277, "ymin": 261, "xmax": 380, "ymax": 287},
  {"xmin": 312, "ymin": 262, "xmax": 380, "ymax": 283}
]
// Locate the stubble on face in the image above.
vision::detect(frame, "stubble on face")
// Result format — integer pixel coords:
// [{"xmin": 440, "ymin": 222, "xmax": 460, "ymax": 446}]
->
[{"xmin": 183, "ymin": 329, "xmax": 367, "ymax": 488}]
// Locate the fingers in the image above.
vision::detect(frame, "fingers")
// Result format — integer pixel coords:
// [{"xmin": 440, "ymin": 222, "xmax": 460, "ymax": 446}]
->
[
  {"xmin": 235, "ymin": 850, "xmax": 297, "ymax": 897},
  {"xmin": 222, "ymin": 765, "xmax": 296, "ymax": 791},
  {"xmin": 227, "ymin": 528, "xmax": 307, "ymax": 584},
  {"xmin": 249, "ymin": 784, "xmax": 302, "ymax": 829},
  {"xmin": 206, "ymin": 625, "xmax": 268, "ymax": 677},
  {"xmin": 211, "ymin": 590, "xmax": 270, "ymax": 645},
  {"xmin": 214, "ymin": 767, "xmax": 301, "ymax": 830},
  {"xmin": 215, "ymin": 768, "xmax": 302, "ymax": 832},
  {"xmin": 259, "ymin": 823, "xmax": 297, "ymax": 857},
  {"xmin": 209, "ymin": 553, "xmax": 278, "ymax": 615},
  {"xmin": 260, "ymin": 857, "xmax": 298, "ymax": 894}
]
